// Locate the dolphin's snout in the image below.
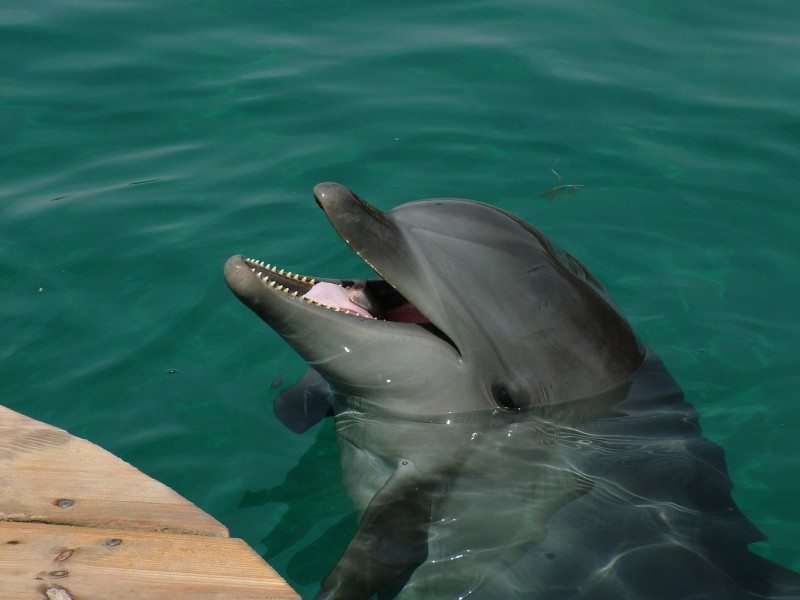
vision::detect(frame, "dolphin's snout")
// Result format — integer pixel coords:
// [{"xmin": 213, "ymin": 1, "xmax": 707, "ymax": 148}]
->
[
  {"xmin": 223, "ymin": 254, "xmax": 242, "ymax": 286},
  {"xmin": 313, "ymin": 182, "xmax": 349, "ymax": 211},
  {"xmin": 223, "ymin": 254, "xmax": 261, "ymax": 305}
]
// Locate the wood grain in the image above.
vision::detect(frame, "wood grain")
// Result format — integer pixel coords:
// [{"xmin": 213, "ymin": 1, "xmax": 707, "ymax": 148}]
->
[
  {"xmin": 0, "ymin": 522, "xmax": 298, "ymax": 599},
  {"xmin": 0, "ymin": 405, "xmax": 227, "ymax": 536},
  {"xmin": 0, "ymin": 405, "xmax": 299, "ymax": 599}
]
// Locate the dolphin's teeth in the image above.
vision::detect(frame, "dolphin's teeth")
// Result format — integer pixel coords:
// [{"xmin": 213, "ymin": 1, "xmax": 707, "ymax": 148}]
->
[{"xmin": 247, "ymin": 266, "xmax": 377, "ymax": 317}]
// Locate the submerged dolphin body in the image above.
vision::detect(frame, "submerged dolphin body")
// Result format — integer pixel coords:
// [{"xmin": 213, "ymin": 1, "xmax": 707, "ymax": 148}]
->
[{"xmin": 224, "ymin": 183, "xmax": 800, "ymax": 599}]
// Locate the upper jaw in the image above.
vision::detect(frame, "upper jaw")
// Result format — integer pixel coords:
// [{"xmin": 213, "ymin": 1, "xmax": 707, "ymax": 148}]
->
[{"xmin": 313, "ymin": 182, "xmax": 405, "ymax": 281}]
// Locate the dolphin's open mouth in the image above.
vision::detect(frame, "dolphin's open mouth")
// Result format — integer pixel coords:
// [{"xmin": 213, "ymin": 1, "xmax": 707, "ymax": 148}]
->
[
  {"xmin": 224, "ymin": 183, "xmax": 473, "ymax": 360},
  {"xmin": 237, "ymin": 258, "xmax": 424, "ymax": 321},
  {"xmin": 234, "ymin": 256, "xmax": 460, "ymax": 347}
]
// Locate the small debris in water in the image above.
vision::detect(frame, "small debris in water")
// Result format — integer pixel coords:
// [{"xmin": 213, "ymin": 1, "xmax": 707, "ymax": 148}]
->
[{"xmin": 540, "ymin": 184, "xmax": 583, "ymax": 201}]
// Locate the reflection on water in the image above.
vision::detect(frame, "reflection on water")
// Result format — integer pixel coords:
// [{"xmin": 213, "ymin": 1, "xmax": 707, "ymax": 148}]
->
[
  {"xmin": 322, "ymin": 351, "xmax": 800, "ymax": 599},
  {"xmin": 237, "ymin": 421, "xmax": 354, "ymax": 584},
  {"xmin": 3, "ymin": 1, "xmax": 800, "ymax": 598}
]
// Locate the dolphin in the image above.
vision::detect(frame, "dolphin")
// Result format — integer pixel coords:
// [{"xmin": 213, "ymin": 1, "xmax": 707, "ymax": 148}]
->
[{"xmin": 224, "ymin": 183, "xmax": 800, "ymax": 599}]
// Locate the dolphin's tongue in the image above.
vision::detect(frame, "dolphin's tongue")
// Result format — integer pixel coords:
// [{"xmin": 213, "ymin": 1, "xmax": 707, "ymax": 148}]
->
[
  {"xmin": 303, "ymin": 282, "xmax": 374, "ymax": 318},
  {"xmin": 303, "ymin": 281, "xmax": 429, "ymax": 324}
]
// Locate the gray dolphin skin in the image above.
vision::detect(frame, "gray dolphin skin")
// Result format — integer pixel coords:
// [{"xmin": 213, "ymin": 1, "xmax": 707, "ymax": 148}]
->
[{"xmin": 224, "ymin": 183, "xmax": 800, "ymax": 599}]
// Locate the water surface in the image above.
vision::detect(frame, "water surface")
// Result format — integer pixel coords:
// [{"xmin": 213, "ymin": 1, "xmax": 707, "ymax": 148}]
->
[{"xmin": 2, "ymin": 1, "xmax": 799, "ymax": 597}]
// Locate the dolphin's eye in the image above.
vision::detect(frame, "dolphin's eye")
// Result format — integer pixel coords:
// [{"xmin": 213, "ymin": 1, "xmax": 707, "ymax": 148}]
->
[{"xmin": 493, "ymin": 385, "xmax": 518, "ymax": 410}]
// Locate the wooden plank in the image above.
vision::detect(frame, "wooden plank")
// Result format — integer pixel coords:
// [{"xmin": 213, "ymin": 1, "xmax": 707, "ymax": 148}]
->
[
  {"xmin": 0, "ymin": 405, "xmax": 227, "ymax": 536},
  {"xmin": 0, "ymin": 521, "xmax": 299, "ymax": 600},
  {"xmin": 0, "ymin": 406, "xmax": 299, "ymax": 598}
]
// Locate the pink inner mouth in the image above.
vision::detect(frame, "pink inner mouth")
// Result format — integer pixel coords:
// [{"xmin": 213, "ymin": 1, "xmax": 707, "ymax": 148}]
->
[
  {"xmin": 303, "ymin": 281, "xmax": 429, "ymax": 324},
  {"xmin": 383, "ymin": 304, "xmax": 429, "ymax": 324},
  {"xmin": 303, "ymin": 282, "xmax": 374, "ymax": 318}
]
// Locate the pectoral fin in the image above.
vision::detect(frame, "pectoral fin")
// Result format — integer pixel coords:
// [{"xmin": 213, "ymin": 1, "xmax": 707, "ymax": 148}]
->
[
  {"xmin": 316, "ymin": 459, "xmax": 433, "ymax": 600},
  {"xmin": 273, "ymin": 368, "xmax": 333, "ymax": 433}
]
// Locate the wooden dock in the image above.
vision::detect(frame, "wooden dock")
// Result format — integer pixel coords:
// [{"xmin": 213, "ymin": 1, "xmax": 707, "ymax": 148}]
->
[{"xmin": 0, "ymin": 405, "xmax": 299, "ymax": 599}]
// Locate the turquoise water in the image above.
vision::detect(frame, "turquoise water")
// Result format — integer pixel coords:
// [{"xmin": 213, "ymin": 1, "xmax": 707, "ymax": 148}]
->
[{"xmin": 2, "ymin": 0, "xmax": 799, "ymax": 596}]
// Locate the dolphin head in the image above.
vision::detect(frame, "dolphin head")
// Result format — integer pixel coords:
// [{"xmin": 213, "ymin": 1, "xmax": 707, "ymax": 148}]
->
[{"xmin": 224, "ymin": 183, "xmax": 643, "ymax": 415}]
